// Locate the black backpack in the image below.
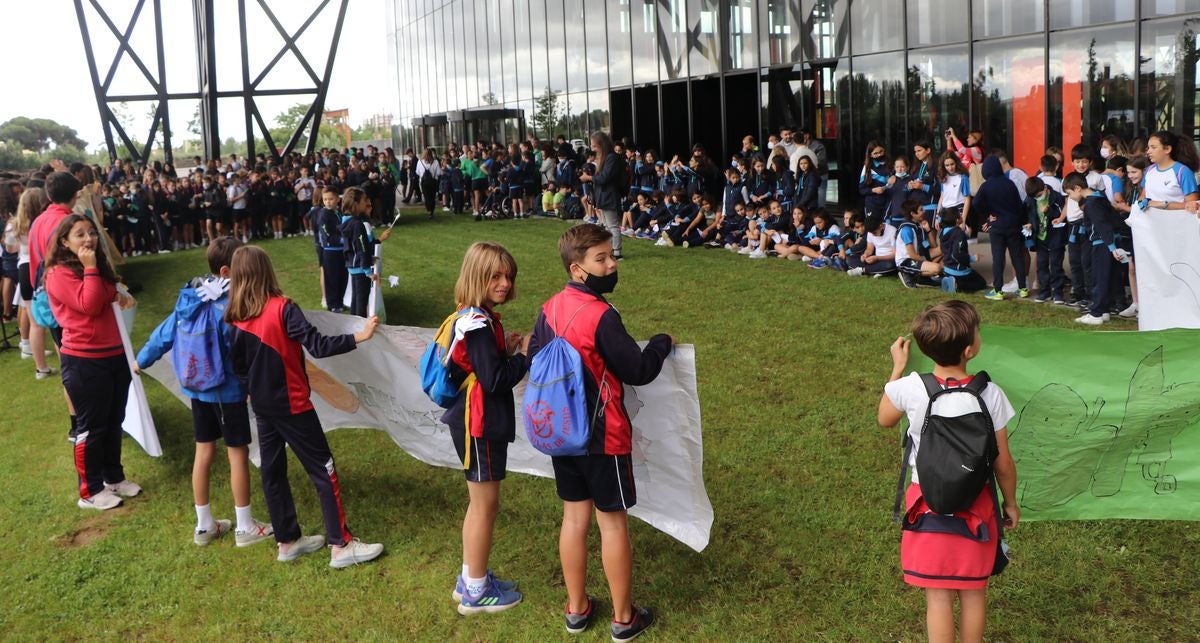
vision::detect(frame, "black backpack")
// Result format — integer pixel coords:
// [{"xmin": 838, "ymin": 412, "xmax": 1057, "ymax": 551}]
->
[{"xmin": 893, "ymin": 373, "xmax": 998, "ymax": 517}]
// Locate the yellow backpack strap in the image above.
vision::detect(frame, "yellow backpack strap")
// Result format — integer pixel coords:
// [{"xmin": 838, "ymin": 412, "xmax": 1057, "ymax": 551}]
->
[{"xmin": 461, "ymin": 373, "xmax": 478, "ymax": 470}]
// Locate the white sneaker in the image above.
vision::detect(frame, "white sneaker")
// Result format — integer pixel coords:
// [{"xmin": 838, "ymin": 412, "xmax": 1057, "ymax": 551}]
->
[
  {"xmin": 330, "ymin": 538, "xmax": 384, "ymax": 568},
  {"xmin": 724, "ymin": 243, "xmax": 734, "ymax": 251},
  {"xmin": 442, "ymin": 207, "xmax": 451, "ymax": 213},
  {"xmin": 1075, "ymin": 313, "xmax": 1109, "ymax": 325},
  {"xmin": 738, "ymin": 246, "xmax": 754, "ymax": 255},
  {"xmin": 801, "ymin": 256, "xmax": 812, "ymax": 263},
  {"xmin": 1118, "ymin": 303, "xmax": 1138, "ymax": 318},
  {"xmin": 194, "ymin": 519, "xmax": 231, "ymax": 546},
  {"xmin": 105, "ymin": 480, "xmax": 142, "ymax": 497},
  {"xmin": 78, "ymin": 488, "xmax": 123, "ymax": 511},
  {"xmin": 235, "ymin": 518, "xmax": 275, "ymax": 547},
  {"xmin": 654, "ymin": 237, "xmax": 668, "ymax": 247},
  {"xmin": 1001, "ymin": 278, "xmax": 1019, "ymax": 294},
  {"xmin": 277, "ymin": 534, "xmax": 326, "ymax": 562},
  {"xmin": 158, "ymin": 249, "xmax": 171, "ymax": 254},
  {"xmin": 847, "ymin": 267, "xmax": 865, "ymax": 277},
  {"xmin": 748, "ymin": 250, "xmax": 766, "ymax": 259},
  {"xmin": 35, "ymin": 367, "xmax": 58, "ymax": 380}
]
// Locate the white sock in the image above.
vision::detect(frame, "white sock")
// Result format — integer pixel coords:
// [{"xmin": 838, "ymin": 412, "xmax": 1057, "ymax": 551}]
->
[
  {"xmin": 235, "ymin": 505, "xmax": 253, "ymax": 533},
  {"xmin": 465, "ymin": 574, "xmax": 488, "ymax": 597},
  {"xmin": 462, "ymin": 564, "xmax": 470, "ymax": 579},
  {"xmin": 195, "ymin": 504, "xmax": 214, "ymax": 532}
]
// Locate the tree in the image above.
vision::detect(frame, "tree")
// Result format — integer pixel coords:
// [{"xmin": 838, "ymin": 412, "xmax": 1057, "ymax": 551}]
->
[
  {"xmin": 0, "ymin": 117, "xmax": 88, "ymax": 153},
  {"xmin": 481, "ymin": 92, "xmax": 499, "ymax": 106},
  {"xmin": 532, "ymin": 88, "xmax": 561, "ymax": 137}
]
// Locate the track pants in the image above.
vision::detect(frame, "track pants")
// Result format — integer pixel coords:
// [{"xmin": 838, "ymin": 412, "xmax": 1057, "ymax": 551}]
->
[
  {"xmin": 257, "ymin": 410, "xmax": 353, "ymax": 546},
  {"xmin": 62, "ymin": 354, "xmax": 132, "ymax": 498},
  {"xmin": 321, "ymin": 249, "xmax": 348, "ymax": 312},
  {"xmin": 349, "ymin": 273, "xmax": 371, "ymax": 318}
]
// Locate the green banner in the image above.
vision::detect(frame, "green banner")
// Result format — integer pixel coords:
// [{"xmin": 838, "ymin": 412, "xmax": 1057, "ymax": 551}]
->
[{"xmin": 907, "ymin": 327, "xmax": 1200, "ymax": 521}]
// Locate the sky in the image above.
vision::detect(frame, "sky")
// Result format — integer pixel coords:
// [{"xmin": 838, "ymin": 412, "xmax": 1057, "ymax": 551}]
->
[{"xmin": 0, "ymin": 0, "xmax": 396, "ymax": 153}]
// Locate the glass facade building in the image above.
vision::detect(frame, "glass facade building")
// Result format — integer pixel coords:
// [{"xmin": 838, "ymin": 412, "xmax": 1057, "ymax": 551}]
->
[{"xmin": 388, "ymin": 0, "xmax": 1200, "ymax": 204}]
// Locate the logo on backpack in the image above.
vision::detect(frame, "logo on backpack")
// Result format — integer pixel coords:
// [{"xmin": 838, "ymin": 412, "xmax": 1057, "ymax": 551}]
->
[
  {"xmin": 420, "ymin": 307, "xmax": 485, "ymax": 408},
  {"xmin": 174, "ymin": 299, "xmax": 226, "ymax": 392},
  {"xmin": 522, "ymin": 301, "xmax": 606, "ymax": 457}
]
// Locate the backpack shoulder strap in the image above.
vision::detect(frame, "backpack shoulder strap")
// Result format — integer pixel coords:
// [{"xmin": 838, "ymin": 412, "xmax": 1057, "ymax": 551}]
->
[
  {"xmin": 892, "ymin": 431, "xmax": 913, "ymax": 524},
  {"xmin": 917, "ymin": 373, "xmax": 943, "ymax": 399}
]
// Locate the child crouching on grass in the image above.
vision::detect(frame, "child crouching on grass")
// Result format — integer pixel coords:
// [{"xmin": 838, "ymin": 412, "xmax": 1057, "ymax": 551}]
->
[{"xmin": 878, "ymin": 300, "xmax": 1019, "ymax": 643}]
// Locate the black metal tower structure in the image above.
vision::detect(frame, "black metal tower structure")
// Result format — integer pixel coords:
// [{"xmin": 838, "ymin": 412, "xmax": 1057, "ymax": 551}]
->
[{"xmin": 74, "ymin": 0, "xmax": 349, "ymax": 165}]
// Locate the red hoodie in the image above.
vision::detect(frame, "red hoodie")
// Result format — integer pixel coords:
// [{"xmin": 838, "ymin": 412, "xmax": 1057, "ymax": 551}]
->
[
  {"xmin": 45, "ymin": 266, "xmax": 122, "ymax": 358},
  {"xmin": 28, "ymin": 203, "xmax": 73, "ymax": 280}
]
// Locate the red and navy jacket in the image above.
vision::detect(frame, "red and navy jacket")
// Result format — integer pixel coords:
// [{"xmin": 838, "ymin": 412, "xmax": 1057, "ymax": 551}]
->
[
  {"xmin": 442, "ymin": 307, "xmax": 528, "ymax": 442},
  {"xmin": 528, "ymin": 282, "xmax": 672, "ymax": 456},
  {"xmin": 228, "ymin": 296, "xmax": 357, "ymax": 417}
]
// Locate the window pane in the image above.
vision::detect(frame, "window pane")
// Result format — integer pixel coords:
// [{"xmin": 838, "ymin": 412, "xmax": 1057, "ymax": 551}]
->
[
  {"xmin": 973, "ymin": 0, "xmax": 1044, "ymax": 38},
  {"xmin": 530, "ymin": 0, "xmax": 549, "ymax": 96},
  {"xmin": 486, "ymin": 0, "xmax": 502, "ymax": 103},
  {"xmin": 1140, "ymin": 16, "xmax": 1200, "ymax": 138},
  {"xmin": 974, "ymin": 35, "xmax": 1046, "ymax": 172},
  {"xmin": 565, "ymin": 0, "xmax": 586, "ymax": 92},
  {"xmin": 727, "ymin": 0, "xmax": 757, "ymax": 70},
  {"xmin": 802, "ymin": 0, "xmax": 848, "ymax": 60},
  {"xmin": 547, "ymin": 0, "xmax": 568, "ymax": 93},
  {"xmin": 462, "ymin": 1, "xmax": 478, "ymax": 107},
  {"xmin": 849, "ymin": 53, "xmax": 906, "ymax": 166},
  {"xmin": 1049, "ymin": 25, "xmax": 1136, "ymax": 153},
  {"xmin": 476, "ymin": 0, "xmax": 491, "ymax": 103},
  {"xmin": 1050, "ymin": 1, "xmax": 1135, "ymax": 29},
  {"xmin": 761, "ymin": 0, "xmax": 802, "ymax": 66},
  {"xmin": 609, "ymin": 1, "xmax": 633, "ymax": 87},
  {"xmin": 688, "ymin": 0, "xmax": 720, "ymax": 76},
  {"xmin": 632, "ymin": 0, "xmax": 659, "ymax": 84},
  {"xmin": 907, "ymin": 0, "xmax": 968, "ymax": 48},
  {"xmin": 762, "ymin": 67, "xmax": 804, "ymax": 137},
  {"xmin": 809, "ymin": 59, "xmax": 849, "ymax": 203},
  {"xmin": 568, "ymin": 92, "xmax": 588, "ymax": 139},
  {"xmin": 588, "ymin": 90, "xmax": 612, "ymax": 134},
  {"xmin": 907, "ymin": 45, "xmax": 970, "ymax": 155},
  {"xmin": 501, "ymin": 0, "xmax": 517, "ymax": 103},
  {"xmin": 514, "ymin": 0, "xmax": 532, "ymax": 101},
  {"xmin": 585, "ymin": 3, "xmax": 609, "ymax": 90},
  {"xmin": 658, "ymin": 0, "xmax": 688, "ymax": 80},
  {"xmin": 1143, "ymin": 0, "xmax": 1200, "ymax": 17},
  {"xmin": 851, "ymin": 0, "xmax": 903, "ymax": 54}
]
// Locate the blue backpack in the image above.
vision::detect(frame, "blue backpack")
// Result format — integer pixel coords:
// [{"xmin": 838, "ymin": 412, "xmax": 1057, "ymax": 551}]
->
[
  {"xmin": 420, "ymin": 307, "xmax": 484, "ymax": 408},
  {"xmin": 523, "ymin": 302, "xmax": 606, "ymax": 457},
  {"xmin": 173, "ymin": 299, "xmax": 226, "ymax": 392}
]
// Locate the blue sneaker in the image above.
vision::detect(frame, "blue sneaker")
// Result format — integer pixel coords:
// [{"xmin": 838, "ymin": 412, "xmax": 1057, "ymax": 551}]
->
[
  {"xmin": 452, "ymin": 570, "xmax": 518, "ymax": 602},
  {"xmin": 457, "ymin": 578, "xmax": 523, "ymax": 615},
  {"xmin": 830, "ymin": 256, "xmax": 846, "ymax": 271},
  {"xmin": 940, "ymin": 276, "xmax": 957, "ymax": 294},
  {"xmin": 808, "ymin": 258, "xmax": 827, "ymax": 269}
]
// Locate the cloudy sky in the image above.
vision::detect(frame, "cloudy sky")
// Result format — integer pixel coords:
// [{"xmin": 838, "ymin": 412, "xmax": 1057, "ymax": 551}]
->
[{"xmin": 0, "ymin": 0, "xmax": 396, "ymax": 152}]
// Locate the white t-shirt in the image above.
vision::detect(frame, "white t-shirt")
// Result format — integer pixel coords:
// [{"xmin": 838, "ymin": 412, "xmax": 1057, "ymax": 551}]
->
[
  {"xmin": 1006, "ymin": 167, "xmax": 1029, "ymax": 201},
  {"xmin": 1065, "ymin": 171, "xmax": 1106, "ymax": 222},
  {"xmin": 1039, "ymin": 173, "xmax": 1063, "ymax": 196},
  {"xmin": 939, "ymin": 174, "xmax": 970, "ymax": 210},
  {"xmin": 868, "ymin": 223, "xmax": 898, "ymax": 259},
  {"xmin": 884, "ymin": 372, "xmax": 1016, "ymax": 484},
  {"xmin": 894, "ymin": 223, "xmax": 922, "ymax": 263},
  {"xmin": 1143, "ymin": 162, "xmax": 1199, "ymax": 203}
]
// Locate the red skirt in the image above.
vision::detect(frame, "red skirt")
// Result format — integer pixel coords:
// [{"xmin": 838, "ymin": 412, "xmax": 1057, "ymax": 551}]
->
[{"xmin": 900, "ymin": 482, "xmax": 999, "ymax": 590}]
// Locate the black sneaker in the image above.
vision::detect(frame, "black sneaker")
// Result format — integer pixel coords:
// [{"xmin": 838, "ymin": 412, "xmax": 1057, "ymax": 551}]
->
[
  {"xmin": 611, "ymin": 605, "xmax": 654, "ymax": 642},
  {"xmin": 565, "ymin": 595, "xmax": 595, "ymax": 634},
  {"xmin": 898, "ymin": 271, "xmax": 917, "ymax": 289}
]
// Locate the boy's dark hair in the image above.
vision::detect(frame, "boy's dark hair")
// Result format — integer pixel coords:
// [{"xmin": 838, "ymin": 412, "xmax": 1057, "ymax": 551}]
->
[
  {"xmin": 726, "ymin": 167, "xmax": 741, "ymax": 178},
  {"xmin": 1025, "ymin": 176, "xmax": 1045, "ymax": 197},
  {"xmin": 45, "ymin": 172, "xmax": 83, "ymax": 204},
  {"xmin": 1040, "ymin": 154, "xmax": 1059, "ymax": 173},
  {"xmin": 865, "ymin": 213, "xmax": 884, "ymax": 232},
  {"xmin": 1062, "ymin": 173, "xmax": 1089, "ymax": 192},
  {"xmin": 1106, "ymin": 154, "xmax": 1128, "ymax": 171},
  {"xmin": 558, "ymin": 223, "xmax": 612, "ymax": 273},
  {"xmin": 207, "ymin": 236, "xmax": 243, "ymax": 274},
  {"xmin": 938, "ymin": 208, "xmax": 960, "ymax": 228},
  {"xmin": 912, "ymin": 300, "xmax": 981, "ymax": 367},
  {"xmin": 1070, "ymin": 144, "xmax": 1093, "ymax": 164},
  {"xmin": 900, "ymin": 199, "xmax": 919, "ymax": 218},
  {"xmin": 850, "ymin": 211, "xmax": 866, "ymax": 226}
]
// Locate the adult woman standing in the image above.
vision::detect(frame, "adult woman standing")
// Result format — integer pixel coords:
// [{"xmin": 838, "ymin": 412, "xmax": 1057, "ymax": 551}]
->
[
  {"xmin": 416, "ymin": 148, "xmax": 442, "ymax": 219},
  {"xmin": 579, "ymin": 131, "xmax": 625, "ymax": 259}
]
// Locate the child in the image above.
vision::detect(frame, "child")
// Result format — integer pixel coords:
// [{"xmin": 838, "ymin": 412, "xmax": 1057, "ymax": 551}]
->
[
  {"xmin": 447, "ymin": 158, "xmax": 466, "ymax": 215},
  {"xmin": 884, "ymin": 156, "xmax": 914, "ymax": 226},
  {"xmin": 136, "ymin": 238, "xmax": 273, "ymax": 546},
  {"xmin": 847, "ymin": 214, "xmax": 897, "ymax": 277},
  {"xmin": 202, "ymin": 175, "xmax": 227, "ymax": 243},
  {"xmin": 1064, "ymin": 145, "xmax": 1106, "ymax": 306},
  {"xmin": 527, "ymin": 224, "xmax": 674, "ymax": 639},
  {"xmin": 681, "ymin": 196, "xmax": 717, "ymax": 248},
  {"xmin": 225, "ymin": 245, "xmax": 384, "ymax": 567},
  {"xmin": 340, "ymin": 187, "xmax": 392, "ymax": 318},
  {"xmin": 315, "ymin": 188, "xmax": 347, "ymax": 313},
  {"xmin": 936, "ymin": 153, "xmax": 972, "ymax": 233},
  {"xmin": 795, "ymin": 155, "xmax": 820, "ymax": 213},
  {"xmin": 938, "ymin": 209, "xmax": 988, "ymax": 293},
  {"xmin": 859, "ymin": 141, "xmax": 890, "ymax": 218},
  {"xmin": 1024, "ymin": 177, "xmax": 1068, "ymax": 304},
  {"xmin": 971, "ymin": 155, "xmax": 1028, "ymax": 301},
  {"xmin": 1115, "ymin": 156, "xmax": 1149, "ymax": 318},
  {"xmin": 908, "ymin": 140, "xmax": 940, "ymax": 219},
  {"xmin": 772, "ymin": 155, "xmax": 795, "ymax": 213},
  {"xmin": 878, "ymin": 300, "xmax": 1019, "ymax": 643},
  {"xmin": 443, "ymin": 242, "xmax": 528, "ymax": 615},
  {"xmin": 1037, "ymin": 155, "xmax": 1063, "ymax": 196},
  {"xmin": 895, "ymin": 199, "xmax": 942, "ymax": 288},
  {"xmin": 794, "ymin": 208, "xmax": 840, "ymax": 267},
  {"xmin": 1064, "ymin": 173, "xmax": 1126, "ymax": 325},
  {"xmin": 722, "ymin": 167, "xmax": 747, "ymax": 225},
  {"xmin": 833, "ymin": 210, "xmax": 866, "ymax": 272}
]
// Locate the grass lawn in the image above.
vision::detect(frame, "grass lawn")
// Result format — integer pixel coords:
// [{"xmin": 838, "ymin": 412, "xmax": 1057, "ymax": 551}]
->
[{"xmin": 2, "ymin": 207, "xmax": 1195, "ymax": 641}]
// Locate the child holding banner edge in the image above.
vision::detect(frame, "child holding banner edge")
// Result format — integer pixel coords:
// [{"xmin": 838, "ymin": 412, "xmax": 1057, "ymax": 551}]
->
[
  {"xmin": 527, "ymin": 223, "xmax": 674, "ymax": 640},
  {"xmin": 441, "ymin": 241, "xmax": 528, "ymax": 615},
  {"xmin": 878, "ymin": 301, "xmax": 1019, "ymax": 643}
]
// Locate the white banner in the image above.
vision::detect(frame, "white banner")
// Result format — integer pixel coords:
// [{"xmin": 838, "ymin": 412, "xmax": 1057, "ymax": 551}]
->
[
  {"xmin": 145, "ymin": 310, "xmax": 713, "ymax": 552},
  {"xmin": 113, "ymin": 302, "xmax": 162, "ymax": 457},
  {"xmin": 1129, "ymin": 204, "xmax": 1200, "ymax": 331},
  {"xmin": 340, "ymin": 244, "xmax": 386, "ymax": 321}
]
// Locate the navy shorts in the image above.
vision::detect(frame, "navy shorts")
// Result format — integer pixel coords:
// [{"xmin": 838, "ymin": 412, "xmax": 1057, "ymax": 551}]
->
[
  {"xmin": 451, "ymin": 430, "xmax": 508, "ymax": 482},
  {"xmin": 552, "ymin": 453, "xmax": 637, "ymax": 512},
  {"xmin": 508, "ymin": 187, "xmax": 525, "ymax": 199},
  {"xmin": 191, "ymin": 399, "xmax": 252, "ymax": 447}
]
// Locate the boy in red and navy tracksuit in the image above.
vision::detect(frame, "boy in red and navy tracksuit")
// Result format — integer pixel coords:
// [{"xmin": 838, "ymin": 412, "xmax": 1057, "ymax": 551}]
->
[{"xmin": 527, "ymin": 223, "xmax": 673, "ymax": 640}]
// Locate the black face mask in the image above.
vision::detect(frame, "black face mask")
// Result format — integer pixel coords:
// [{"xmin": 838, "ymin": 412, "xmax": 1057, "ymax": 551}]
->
[{"xmin": 582, "ymin": 269, "xmax": 618, "ymax": 294}]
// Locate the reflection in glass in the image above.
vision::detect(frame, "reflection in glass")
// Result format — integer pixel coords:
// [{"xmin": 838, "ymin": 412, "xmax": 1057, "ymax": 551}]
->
[
  {"xmin": 1050, "ymin": 1, "xmax": 1135, "ymax": 29},
  {"xmin": 1143, "ymin": 0, "xmax": 1200, "ymax": 17},
  {"xmin": 530, "ymin": 0, "xmax": 549, "ymax": 96},
  {"xmin": 974, "ymin": 36, "xmax": 1046, "ymax": 172},
  {"xmin": 609, "ymin": 1, "xmax": 633, "ymax": 87},
  {"xmin": 907, "ymin": 45, "xmax": 970, "ymax": 155},
  {"xmin": 973, "ymin": 0, "xmax": 1044, "ymax": 38},
  {"xmin": 688, "ymin": 0, "xmax": 720, "ymax": 77},
  {"xmin": 568, "ymin": 92, "xmax": 589, "ymax": 139},
  {"xmin": 802, "ymin": 0, "xmax": 848, "ymax": 60},
  {"xmin": 585, "ymin": 2, "xmax": 609, "ymax": 90},
  {"xmin": 658, "ymin": 0, "xmax": 688, "ymax": 80},
  {"xmin": 761, "ymin": 67, "xmax": 804, "ymax": 136},
  {"xmin": 476, "ymin": 0, "xmax": 492, "ymax": 104},
  {"xmin": 547, "ymin": 0, "xmax": 568, "ymax": 93},
  {"xmin": 565, "ymin": 0, "xmax": 586, "ymax": 93},
  {"xmin": 907, "ymin": 0, "xmax": 968, "ymax": 48},
  {"xmin": 632, "ymin": 0, "xmax": 658, "ymax": 84},
  {"xmin": 1049, "ymin": 25, "xmax": 1136, "ymax": 153},
  {"xmin": 449, "ymin": 2, "xmax": 463, "ymax": 110},
  {"xmin": 851, "ymin": 0, "xmax": 903, "ymax": 55},
  {"xmin": 514, "ymin": 0, "xmax": 532, "ymax": 101},
  {"xmin": 486, "ymin": 0, "xmax": 503, "ymax": 104},
  {"xmin": 728, "ymin": 0, "xmax": 757, "ymax": 70},
  {"xmin": 761, "ymin": 0, "xmax": 801, "ymax": 66},
  {"xmin": 1141, "ymin": 16, "xmax": 1200, "ymax": 138},
  {"xmin": 849, "ymin": 53, "xmax": 906, "ymax": 163},
  {"xmin": 589, "ymin": 90, "xmax": 612, "ymax": 134},
  {"xmin": 501, "ymin": 0, "xmax": 518, "ymax": 103}
]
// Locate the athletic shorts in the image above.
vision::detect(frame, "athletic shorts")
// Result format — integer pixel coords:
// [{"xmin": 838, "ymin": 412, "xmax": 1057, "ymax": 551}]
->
[
  {"xmin": 451, "ymin": 430, "xmax": 508, "ymax": 482},
  {"xmin": 191, "ymin": 399, "xmax": 252, "ymax": 447},
  {"xmin": 508, "ymin": 187, "xmax": 525, "ymax": 199},
  {"xmin": 232, "ymin": 207, "xmax": 248, "ymax": 221},
  {"xmin": 897, "ymin": 258, "xmax": 923, "ymax": 275},
  {"xmin": 551, "ymin": 453, "xmax": 637, "ymax": 512},
  {"xmin": 471, "ymin": 178, "xmax": 488, "ymax": 192},
  {"xmin": 17, "ymin": 263, "xmax": 31, "ymax": 302}
]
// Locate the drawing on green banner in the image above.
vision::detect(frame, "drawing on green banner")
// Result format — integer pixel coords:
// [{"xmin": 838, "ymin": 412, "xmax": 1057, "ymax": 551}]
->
[{"xmin": 1010, "ymin": 346, "xmax": 1200, "ymax": 511}]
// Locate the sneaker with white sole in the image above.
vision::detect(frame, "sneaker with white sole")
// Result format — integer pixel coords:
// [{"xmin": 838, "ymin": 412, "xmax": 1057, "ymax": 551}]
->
[
  {"xmin": 565, "ymin": 595, "xmax": 596, "ymax": 634},
  {"xmin": 748, "ymin": 250, "xmax": 766, "ymax": 259},
  {"xmin": 452, "ymin": 571, "xmax": 519, "ymax": 602},
  {"xmin": 277, "ymin": 534, "xmax": 326, "ymax": 562},
  {"xmin": 194, "ymin": 519, "xmax": 232, "ymax": 546},
  {"xmin": 35, "ymin": 367, "xmax": 58, "ymax": 380},
  {"xmin": 77, "ymin": 488, "xmax": 123, "ymax": 511},
  {"xmin": 235, "ymin": 519, "xmax": 275, "ymax": 547},
  {"xmin": 105, "ymin": 480, "xmax": 142, "ymax": 498},
  {"xmin": 1118, "ymin": 302, "xmax": 1138, "ymax": 318},
  {"xmin": 898, "ymin": 271, "xmax": 917, "ymax": 289},
  {"xmin": 329, "ymin": 538, "xmax": 384, "ymax": 568},
  {"xmin": 611, "ymin": 604, "xmax": 655, "ymax": 642},
  {"xmin": 940, "ymin": 276, "xmax": 957, "ymax": 293},
  {"xmin": 738, "ymin": 245, "xmax": 754, "ymax": 255},
  {"xmin": 846, "ymin": 267, "xmax": 865, "ymax": 277},
  {"xmin": 457, "ymin": 578, "xmax": 523, "ymax": 615},
  {"xmin": 1075, "ymin": 313, "xmax": 1110, "ymax": 325}
]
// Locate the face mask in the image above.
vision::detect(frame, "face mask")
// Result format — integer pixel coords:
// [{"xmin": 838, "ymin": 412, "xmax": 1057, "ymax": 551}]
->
[
  {"xmin": 1100, "ymin": 148, "xmax": 1111, "ymax": 159},
  {"xmin": 895, "ymin": 171, "xmax": 908, "ymax": 179},
  {"xmin": 582, "ymin": 269, "xmax": 618, "ymax": 294},
  {"xmin": 872, "ymin": 159, "xmax": 884, "ymax": 167}
]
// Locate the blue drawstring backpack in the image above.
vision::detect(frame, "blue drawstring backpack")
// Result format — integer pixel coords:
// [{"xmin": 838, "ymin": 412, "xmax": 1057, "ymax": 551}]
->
[
  {"xmin": 420, "ymin": 307, "xmax": 484, "ymax": 408},
  {"xmin": 522, "ymin": 302, "xmax": 606, "ymax": 456},
  {"xmin": 173, "ymin": 299, "xmax": 226, "ymax": 392}
]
